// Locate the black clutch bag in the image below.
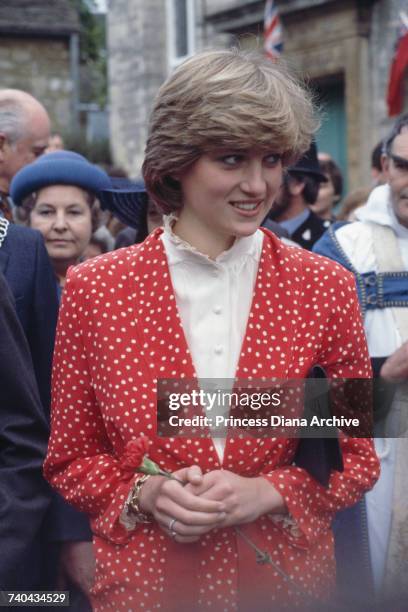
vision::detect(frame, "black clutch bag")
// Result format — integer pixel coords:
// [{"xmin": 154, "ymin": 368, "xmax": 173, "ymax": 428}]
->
[{"xmin": 292, "ymin": 365, "xmax": 343, "ymax": 487}]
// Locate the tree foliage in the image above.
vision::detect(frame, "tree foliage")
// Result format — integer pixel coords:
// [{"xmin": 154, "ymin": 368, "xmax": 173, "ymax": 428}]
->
[{"xmin": 70, "ymin": 0, "xmax": 107, "ymax": 106}]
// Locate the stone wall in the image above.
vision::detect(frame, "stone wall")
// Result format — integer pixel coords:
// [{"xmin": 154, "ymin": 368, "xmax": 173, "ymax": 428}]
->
[
  {"xmin": 278, "ymin": 1, "xmax": 373, "ymax": 190},
  {"xmin": 107, "ymin": 0, "xmax": 407, "ymax": 188},
  {"xmin": 0, "ymin": 36, "xmax": 74, "ymax": 132},
  {"xmin": 201, "ymin": 0, "xmax": 382, "ymax": 190},
  {"xmin": 107, "ymin": 0, "xmax": 168, "ymax": 177},
  {"xmin": 108, "ymin": 0, "xmax": 208, "ymax": 177}
]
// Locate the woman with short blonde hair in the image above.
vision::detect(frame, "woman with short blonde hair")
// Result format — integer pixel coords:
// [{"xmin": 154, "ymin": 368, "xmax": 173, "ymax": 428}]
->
[
  {"xmin": 45, "ymin": 48, "xmax": 379, "ymax": 611},
  {"xmin": 144, "ymin": 48, "xmax": 317, "ymax": 213}
]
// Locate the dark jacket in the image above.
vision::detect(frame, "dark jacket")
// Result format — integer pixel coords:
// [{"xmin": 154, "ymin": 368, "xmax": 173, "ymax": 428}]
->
[
  {"xmin": 0, "ymin": 223, "xmax": 91, "ymax": 590},
  {"xmin": 290, "ymin": 210, "xmax": 328, "ymax": 250},
  {"xmin": 0, "ymin": 224, "xmax": 58, "ymax": 412},
  {"xmin": 0, "ymin": 272, "xmax": 50, "ymax": 589}
]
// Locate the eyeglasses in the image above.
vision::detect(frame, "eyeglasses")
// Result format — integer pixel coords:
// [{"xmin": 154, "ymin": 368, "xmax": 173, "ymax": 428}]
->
[{"xmin": 389, "ymin": 153, "xmax": 408, "ymax": 171}]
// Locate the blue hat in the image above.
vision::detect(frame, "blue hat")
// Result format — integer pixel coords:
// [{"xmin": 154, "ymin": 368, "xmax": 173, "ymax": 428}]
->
[
  {"xmin": 98, "ymin": 177, "xmax": 148, "ymax": 229},
  {"xmin": 10, "ymin": 150, "xmax": 112, "ymax": 206}
]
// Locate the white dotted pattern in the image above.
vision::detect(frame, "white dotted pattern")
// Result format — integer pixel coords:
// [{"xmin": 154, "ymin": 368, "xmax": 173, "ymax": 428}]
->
[{"xmin": 44, "ymin": 228, "xmax": 380, "ymax": 611}]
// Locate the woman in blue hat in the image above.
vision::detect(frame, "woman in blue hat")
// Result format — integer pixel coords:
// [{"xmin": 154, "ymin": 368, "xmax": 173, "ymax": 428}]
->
[
  {"xmin": 11, "ymin": 150, "xmax": 111, "ymax": 297},
  {"xmin": 10, "ymin": 150, "xmax": 111, "ymax": 609}
]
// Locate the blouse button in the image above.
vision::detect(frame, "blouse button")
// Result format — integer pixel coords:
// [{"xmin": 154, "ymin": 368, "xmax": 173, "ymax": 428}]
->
[
  {"xmin": 213, "ymin": 305, "xmax": 222, "ymax": 315},
  {"xmin": 214, "ymin": 345, "xmax": 223, "ymax": 355}
]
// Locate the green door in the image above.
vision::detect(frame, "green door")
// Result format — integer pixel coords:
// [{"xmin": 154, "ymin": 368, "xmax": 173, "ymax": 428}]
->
[{"xmin": 315, "ymin": 78, "xmax": 348, "ymax": 198}]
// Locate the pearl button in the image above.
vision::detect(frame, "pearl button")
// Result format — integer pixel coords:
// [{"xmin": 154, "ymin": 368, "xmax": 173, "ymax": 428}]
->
[
  {"xmin": 214, "ymin": 345, "xmax": 223, "ymax": 355},
  {"xmin": 213, "ymin": 306, "xmax": 222, "ymax": 315}
]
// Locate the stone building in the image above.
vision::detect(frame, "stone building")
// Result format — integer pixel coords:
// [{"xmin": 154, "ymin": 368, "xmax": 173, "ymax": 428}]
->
[
  {"xmin": 107, "ymin": 0, "xmax": 206, "ymax": 175},
  {"xmin": 0, "ymin": 0, "xmax": 80, "ymax": 132},
  {"xmin": 107, "ymin": 0, "xmax": 407, "ymax": 190}
]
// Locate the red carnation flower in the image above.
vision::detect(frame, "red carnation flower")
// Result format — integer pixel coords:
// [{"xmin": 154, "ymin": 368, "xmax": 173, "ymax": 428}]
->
[{"xmin": 121, "ymin": 434, "xmax": 152, "ymax": 471}]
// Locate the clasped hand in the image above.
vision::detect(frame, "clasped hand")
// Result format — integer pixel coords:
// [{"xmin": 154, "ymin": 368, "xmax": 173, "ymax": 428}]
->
[
  {"xmin": 380, "ymin": 340, "xmax": 408, "ymax": 382},
  {"xmin": 139, "ymin": 466, "xmax": 284, "ymax": 543}
]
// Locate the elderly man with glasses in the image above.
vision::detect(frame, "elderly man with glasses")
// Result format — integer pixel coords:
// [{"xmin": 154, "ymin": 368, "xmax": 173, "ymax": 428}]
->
[{"xmin": 313, "ymin": 114, "xmax": 408, "ymax": 609}]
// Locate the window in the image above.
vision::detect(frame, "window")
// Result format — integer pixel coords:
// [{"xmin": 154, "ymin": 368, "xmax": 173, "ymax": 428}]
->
[{"xmin": 166, "ymin": 0, "xmax": 196, "ymax": 70}]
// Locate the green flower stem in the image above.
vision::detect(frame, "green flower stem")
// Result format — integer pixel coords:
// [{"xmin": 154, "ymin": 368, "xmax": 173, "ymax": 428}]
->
[
  {"xmin": 234, "ymin": 527, "xmax": 316, "ymax": 600},
  {"xmin": 234, "ymin": 527, "xmax": 272, "ymax": 565},
  {"xmin": 138, "ymin": 457, "xmax": 184, "ymax": 484},
  {"xmin": 137, "ymin": 453, "xmax": 338, "ymax": 608}
]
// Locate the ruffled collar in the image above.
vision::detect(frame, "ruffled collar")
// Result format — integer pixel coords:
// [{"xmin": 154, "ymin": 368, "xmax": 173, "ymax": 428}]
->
[{"xmin": 162, "ymin": 213, "xmax": 262, "ymax": 267}]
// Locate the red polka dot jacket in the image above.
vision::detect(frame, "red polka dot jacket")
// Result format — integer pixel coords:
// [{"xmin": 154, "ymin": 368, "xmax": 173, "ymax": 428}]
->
[{"xmin": 44, "ymin": 228, "xmax": 380, "ymax": 611}]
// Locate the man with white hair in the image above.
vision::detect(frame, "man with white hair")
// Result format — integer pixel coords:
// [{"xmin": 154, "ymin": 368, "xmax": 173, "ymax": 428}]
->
[
  {"xmin": 0, "ymin": 90, "xmax": 93, "ymax": 604},
  {"xmin": 314, "ymin": 113, "xmax": 408, "ymax": 607},
  {"xmin": 0, "ymin": 89, "xmax": 50, "ymax": 220},
  {"xmin": 0, "ymin": 89, "xmax": 55, "ymax": 407}
]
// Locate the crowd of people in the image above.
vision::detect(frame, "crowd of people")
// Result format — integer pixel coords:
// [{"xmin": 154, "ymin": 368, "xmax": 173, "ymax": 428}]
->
[{"xmin": 0, "ymin": 46, "xmax": 407, "ymax": 612}]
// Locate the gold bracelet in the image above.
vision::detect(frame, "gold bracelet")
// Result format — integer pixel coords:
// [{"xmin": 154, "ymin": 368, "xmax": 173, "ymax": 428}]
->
[{"xmin": 126, "ymin": 474, "xmax": 153, "ymax": 523}]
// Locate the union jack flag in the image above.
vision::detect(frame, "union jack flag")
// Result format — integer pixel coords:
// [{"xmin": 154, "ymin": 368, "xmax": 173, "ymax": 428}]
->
[{"xmin": 264, "ymin": 0, "xmax": 283, "ymax": 60}]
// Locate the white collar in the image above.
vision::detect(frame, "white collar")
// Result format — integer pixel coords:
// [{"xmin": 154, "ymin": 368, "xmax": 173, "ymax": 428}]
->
[
  {"xmin": 355, "ymin": 184, "xmax": 408, "ymax": 239},
  {"xmin": 162, "ymin": 213, "xmax": 262, "ymax": 268}
]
